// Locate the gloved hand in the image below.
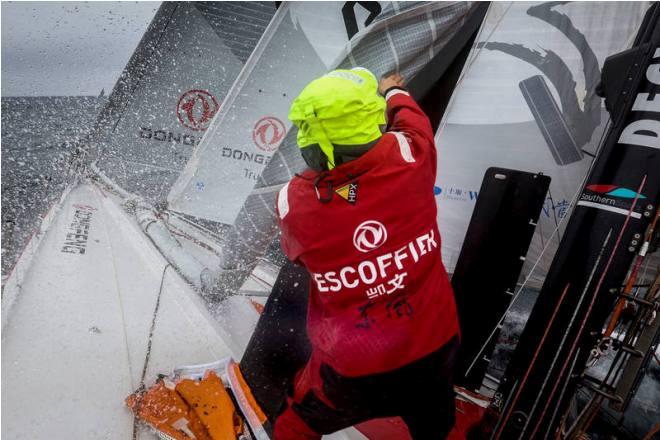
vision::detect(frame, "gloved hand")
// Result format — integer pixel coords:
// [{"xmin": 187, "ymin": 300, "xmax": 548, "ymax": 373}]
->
[{"xmin": 378, "ymin": 72, "xmax": 405, "ymax": 96}]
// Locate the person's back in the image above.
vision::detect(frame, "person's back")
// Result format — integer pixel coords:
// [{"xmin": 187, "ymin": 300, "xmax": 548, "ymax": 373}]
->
[{"xmin": 275, "ymin": 68, "xmax": 460, "ymax": 439}]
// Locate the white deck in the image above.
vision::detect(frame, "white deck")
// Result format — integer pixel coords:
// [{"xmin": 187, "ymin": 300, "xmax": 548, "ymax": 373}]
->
[
  {"xmin": 2, "ymin": 184, "xmax": 236, "ymax": 439},
  {"xmin": 1, "ymin": 183, "xmax": 366, "ymax": 440}
]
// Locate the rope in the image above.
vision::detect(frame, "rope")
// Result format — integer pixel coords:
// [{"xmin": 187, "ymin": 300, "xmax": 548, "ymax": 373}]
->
[
  {"xmin": 526, "ymin": 176, "xmax": 647, "ymax": 439},
  {"xmin": 165, "ymin": 219, "xmax": 222, "ymax": 257},
  {"xmin": 132, "ymin": 263, "xmax": 172, "ymax": 440},
  {"xmin": 166, "ymin": 209, "xmax": 225, "ymax": 243}
]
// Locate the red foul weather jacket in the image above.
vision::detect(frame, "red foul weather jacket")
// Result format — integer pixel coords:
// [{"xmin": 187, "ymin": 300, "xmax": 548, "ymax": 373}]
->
[{"xmin": 276, "ymin": 88, "xmax": 459, "ymax": 377}]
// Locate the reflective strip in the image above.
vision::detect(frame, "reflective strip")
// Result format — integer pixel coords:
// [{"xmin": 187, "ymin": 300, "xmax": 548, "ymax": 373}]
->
[
  {"xmin": 391, "ymin": 132, "xmax": 415, "ymax": 163},
  {"xmin": 577, "ymin": 201, "xmax": 642, "ymax": 219},
  {"xmin": 385, "ymin": 88, "xmax": 410, "ymax": 101},
  {"xmin": 325, "ymin": 70, "xmax": 364, "ymax": 85},
  {"xmin": 277, "ymin": 182, "xmax": 290, "ymax": 219},
  {"xmin": 351, "ymin": 67, "xmax": 376, "ymax": 80}
]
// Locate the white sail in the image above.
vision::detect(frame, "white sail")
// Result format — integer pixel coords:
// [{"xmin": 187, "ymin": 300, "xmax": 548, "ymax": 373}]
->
[
  {"xmin": 162, "ymin": 1, "xmax": 479, "ymax": 296},
  {"xmin": 433, "ymin": 1, "xmax": 650, "ymax": 281},
  {"xmin": 80, "ymin": 2, "xmax": 281, "ymax": 292},
  {"xmin": 167, "ymin": 1, "xmax": 468, "ymax": 224},
  {"xmin": 93, "ymin": 2, "xmax": 276, "ymax": 207},
  {"xmin": 168, "ymin": 2, "xmax": 354, "ymax": 223}
]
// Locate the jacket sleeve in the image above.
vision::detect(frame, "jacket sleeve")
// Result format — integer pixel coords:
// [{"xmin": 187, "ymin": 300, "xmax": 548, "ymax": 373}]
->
[
  {"xmin": 275, "ymin": 181, "xmax": 303, "ymax": 264},
  {"xmin": 384, "ymin": 87, "xmax": 435, "ymax": 152}
]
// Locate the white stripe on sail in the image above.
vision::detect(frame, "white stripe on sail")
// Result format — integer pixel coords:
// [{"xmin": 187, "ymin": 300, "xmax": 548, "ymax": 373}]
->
[{"xmin": 576, "ymin": 201, "xmax": 643, "ymax": 219}]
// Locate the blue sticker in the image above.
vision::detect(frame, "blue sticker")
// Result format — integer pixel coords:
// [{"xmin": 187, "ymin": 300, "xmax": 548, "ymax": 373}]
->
[{"xmin": 607, "ymin": 188, "xmax": 646, "ymax": 199}]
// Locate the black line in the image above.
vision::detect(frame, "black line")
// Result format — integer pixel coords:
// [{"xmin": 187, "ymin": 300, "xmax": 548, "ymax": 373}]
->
[{"xmin": 132, "ymin": 263, "xmax": 171, "ymax": 440}]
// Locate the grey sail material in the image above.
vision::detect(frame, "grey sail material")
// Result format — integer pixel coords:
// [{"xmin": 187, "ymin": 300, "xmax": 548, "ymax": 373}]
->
[{"xmin": 75, "ymin": 2, "xmax": 276, "ymax": 292}]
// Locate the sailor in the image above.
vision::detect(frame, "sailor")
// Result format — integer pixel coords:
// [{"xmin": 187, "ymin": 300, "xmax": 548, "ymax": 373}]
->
[{"xmin": 274, "ymin": 67, "xmax": 460, "ymax": 439}]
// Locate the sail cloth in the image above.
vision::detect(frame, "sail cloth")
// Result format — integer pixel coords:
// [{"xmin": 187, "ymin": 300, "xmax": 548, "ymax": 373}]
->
[
  {"xmin": 92, "ymin": 2, "xmax": 276, "ymax": 205},
  {"xmin": 434, "ymin": 1, "xmax": 651, "ymax": 282},
  {"xmin": 178, "ymin": 1, "xmax": 479, "ymax": 295},
  {"xmin": 167, "ymin": 1, "xmax": 474, "ymax": 225}
]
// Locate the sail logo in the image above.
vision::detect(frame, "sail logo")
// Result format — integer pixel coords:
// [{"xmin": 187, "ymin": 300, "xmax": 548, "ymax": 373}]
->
[
  {"xmin": 585, "ymin": 185, "xmax": 646, "ymax": 200},
  {"xmin": 434, "ymin": 185, "xmax": 478, "ymax": 202},
  {"xmin": 578, "ymin": 184, "xmax": 647, "ymax": 219},
  {"xmin": 577, "ymin": 47, "xmax": 660, "ymax": 219},
  {"xmin": 253, "ymin": 116, "xmax": 286, "ymax": 152},
  {"xmin": 139, "ymin": 127, "xmax": 198, "ymax": 146},
  {"xmin": 478, "ymin": 3, "xmax": 603, "ymax": 166},
  {"xmin": 353, "ymin": 220, "xmax": 387, "ymax": 253},
  {"xmin": 342, "ymin": 1, "xmax": 381, "ymax": 39},
  {"xmin": 176, "ymin": 89, "xmax": 219, "ymax": 131},
  {"xmin": 221, "ymin": 147, "xmax": 271, "ymax": 165}
]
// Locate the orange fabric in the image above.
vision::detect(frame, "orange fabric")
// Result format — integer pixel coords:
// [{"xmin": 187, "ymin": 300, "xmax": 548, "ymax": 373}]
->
[
  {"xmin": 232, "ymin": 363, "xmax": 268, "ymax": 425},
  {"xmin": 176, "ymin": 371, "xmax": 242, "ymax": 440},
  {"xmin": 250, "ymin": 299, "xmax": 265, "ymax": 314},
  {"xmin": 126, "ymin": 380, "xmax": 211, "ymax": 440}
]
